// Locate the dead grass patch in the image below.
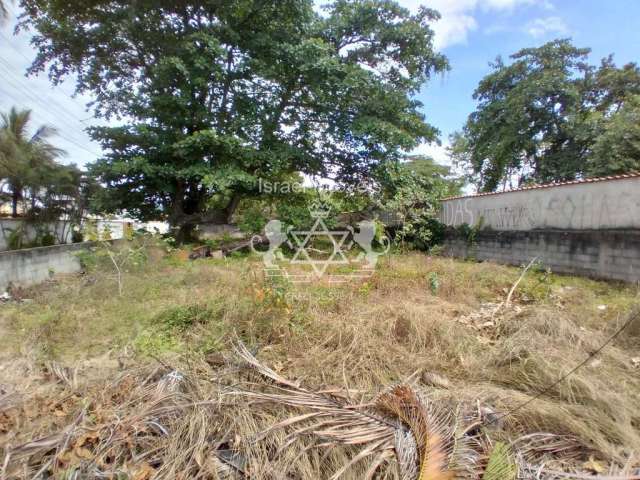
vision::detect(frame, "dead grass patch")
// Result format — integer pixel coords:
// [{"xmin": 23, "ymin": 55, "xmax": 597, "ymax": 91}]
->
[{"xmin": 1, "ymin": 252, "xmax": 639, "ymax": 477}]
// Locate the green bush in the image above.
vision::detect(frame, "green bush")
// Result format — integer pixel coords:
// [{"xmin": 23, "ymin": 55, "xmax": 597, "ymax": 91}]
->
[
  {"xmin": 395, "ymin": 216, "xmax": 446, "ymax": 251},
  {"xmin": 71, "ymin": 229, "xmax": 84, "ymax": 243},
  {"xmin": 40, "ymin": 231, "xmax": 56, "ymax": 247},
  {"xmin": 155, "ymin": 304, "xmax": 214, "ymax": 331},
  {"xmin": 237, "ymin": 203, "xmax": 268, "ymax": 234}
]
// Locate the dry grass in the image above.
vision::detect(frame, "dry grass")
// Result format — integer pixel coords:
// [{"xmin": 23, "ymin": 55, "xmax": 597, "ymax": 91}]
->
[{"xmin": 0, "ymin": 251, "xmax": 639, "ymax": 478}]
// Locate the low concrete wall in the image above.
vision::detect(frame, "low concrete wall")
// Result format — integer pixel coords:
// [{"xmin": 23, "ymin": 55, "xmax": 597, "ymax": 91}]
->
[
  {"xmin": 443, "ymin": 229, "xmax": 640, "ymax": 283},
  {"xmin": 0, "ymin": 242, "xmax": 91, "ymax": 292}
]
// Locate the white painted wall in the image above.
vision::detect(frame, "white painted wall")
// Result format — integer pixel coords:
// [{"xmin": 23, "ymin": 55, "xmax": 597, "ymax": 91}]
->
[
  {"xmin": 0, "ymin": 218, "xmax": 170, "ymax": 251},
  {"xmin": 0, "ymin": 219, "xmax": 73, "ymax": 251},
  {"xmin": 440, "ymin": 177, "xmax": 640, "ymax": 231}
]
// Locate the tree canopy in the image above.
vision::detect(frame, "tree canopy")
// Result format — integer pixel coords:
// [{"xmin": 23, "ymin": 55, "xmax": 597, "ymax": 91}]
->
[
  {"xmin": 450, "ymin": 39, "xmax": 640, "ymax": 192},
  {"xmin": 19, "ymin": 0, "xmax": 448, "ymax": 241}
]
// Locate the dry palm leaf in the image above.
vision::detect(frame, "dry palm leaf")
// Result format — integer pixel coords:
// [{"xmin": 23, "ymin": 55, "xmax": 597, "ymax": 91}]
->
[
  {"xmin": 232, "ymin": 340, "xmax": 640, "ymax": 480},
  {"xmin": 232, "ymin": 341, "xmax": 476, "ymax": 479}
]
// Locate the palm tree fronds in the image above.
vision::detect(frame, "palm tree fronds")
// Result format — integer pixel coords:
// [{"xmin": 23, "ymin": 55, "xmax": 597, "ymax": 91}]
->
[
  {"xmin": 376, "ymin": 385, "xmax": 457, "ymax": 480},
  {"xmin": 231, "ymin": 341, "xmax": 640, "ymax": 480},
  {"xmin": 481, "ymin": 442, "xmax": 517, "ymax": 480}
]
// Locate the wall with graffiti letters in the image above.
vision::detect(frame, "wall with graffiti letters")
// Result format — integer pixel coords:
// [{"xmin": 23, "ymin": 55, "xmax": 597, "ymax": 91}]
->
[
  {"xmin": 440, "ymin": 176, "xmax": 640, "ymax": 231},
  {"xmin": 440, "ymin": 176, "xmax": 640, "ymax": 282}
]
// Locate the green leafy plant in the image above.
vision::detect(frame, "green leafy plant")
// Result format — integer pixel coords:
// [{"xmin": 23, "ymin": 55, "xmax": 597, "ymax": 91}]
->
[
  {"xmin": 456, "ymin": 218, "xmax": 484, "ymax": 247},
  {"xmin": 378, "ymin": 157, "xmax": 461, "ymax": 252},
  {"xmin": 154, "ymin": 304, "xmax": 213, "ymax": 331},
  {"xmin": 428, "ymin": 271, "xmax": 439, "ymax": 295},
  {"xmin": 482, "ymin": 442, "xmax": 517, "ymax": 480},
  {"xmin": 20, "ymin": 2, "xmax": 449, "ymax": 243}
]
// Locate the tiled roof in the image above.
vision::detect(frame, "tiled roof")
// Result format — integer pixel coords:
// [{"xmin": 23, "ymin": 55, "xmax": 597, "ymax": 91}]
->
[{"xmin": 443, "ymin": 172, "xmax": 640, "ymax": 201}]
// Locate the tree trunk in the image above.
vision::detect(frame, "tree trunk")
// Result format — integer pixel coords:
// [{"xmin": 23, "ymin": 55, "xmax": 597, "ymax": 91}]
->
[
  {"xmin": 168, "ymin": 181, "xmax": 242, "ymax": 245},
  {"xmin": 174, "ymin": 223, "xmax": 197, "ymax": 245},
  {"xmin": 11, "ymin": 189, "xmax": 19, "ymax": 218}
]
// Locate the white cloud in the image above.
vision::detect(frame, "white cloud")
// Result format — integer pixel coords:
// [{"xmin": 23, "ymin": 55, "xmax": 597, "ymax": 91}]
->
[
  {"xmin": 525, "ymin": 16, "xmax": 568, "ymax": 37},
  {"xmin": 411, "ymin": 141, "xmax": 452, "ymax": 166},
  {"xmin": 396, "ymin": 0, "xmax": 555, "ymax": 50}
]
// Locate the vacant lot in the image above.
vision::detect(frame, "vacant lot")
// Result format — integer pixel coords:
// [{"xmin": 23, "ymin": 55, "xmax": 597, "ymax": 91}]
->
[{"xmin": 1, "ymin": 250, "xmax": 639, "ymax": 478}]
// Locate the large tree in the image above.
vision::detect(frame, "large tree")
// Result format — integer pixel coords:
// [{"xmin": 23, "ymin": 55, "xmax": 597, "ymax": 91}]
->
[
  {"xmin": 19, "ymin": 0, "xmax": 447, "ymax": 241},
  {"xmin": 450, "ymin": 39, "xmax": 640, "ymax": 192}
]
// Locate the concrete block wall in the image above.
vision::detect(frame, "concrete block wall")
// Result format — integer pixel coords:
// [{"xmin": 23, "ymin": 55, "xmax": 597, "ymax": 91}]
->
[
  {"xmin": 0, "ymin": 242, "xmax": 90, "ymax": 292},
  {"xmin": 443, "ymin": 230, "xmax": 640, "ymax": 283}
]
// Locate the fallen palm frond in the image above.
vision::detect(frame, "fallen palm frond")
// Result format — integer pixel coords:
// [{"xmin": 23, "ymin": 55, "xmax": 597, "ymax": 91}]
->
[
  {"xmin": 232, "ymin": 341, "xmax": 640, "ymax": 480},
  {"xmin": 1, "ymin": 365, "xmax": 233, "ymax": 480},
  {"xmin": 2, "ymin": 348, "xmax": 639, "ymax": 480},
  {"xmin": 481, "ymin": 442, "xmax": 517, "ymax": 480}
]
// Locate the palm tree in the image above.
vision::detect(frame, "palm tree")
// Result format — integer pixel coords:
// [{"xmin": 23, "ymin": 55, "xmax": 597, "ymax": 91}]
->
[
  {"xmin": 0, "ymin": 107, "xmax": 66, "ymax": 217},
  {"xmin": 0, "ymin": 0, "xmax": 10, "ymax": 24}
]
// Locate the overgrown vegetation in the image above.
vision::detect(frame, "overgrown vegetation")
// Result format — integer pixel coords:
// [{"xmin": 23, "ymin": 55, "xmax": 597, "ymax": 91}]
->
[
  {"xmin": 17, "ymin": 0, "xmax": 449, "ymax": 241},
  {"xmin": 1, "ymin": 252, "xmax": 638, "ymax": 477}
]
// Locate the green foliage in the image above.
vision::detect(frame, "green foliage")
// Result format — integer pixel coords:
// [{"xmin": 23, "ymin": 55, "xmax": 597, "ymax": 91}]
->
[
  {"xmin": 0, "ymin": 107, "xmax": 91, "ymax": 226},
  {"xmin": 588, "ymin": 94, "xmax": 640, "ymax": 176},
  {"xmin": 260, "ymin": 275, "xmax": 292, "ymax": 311},
  {"xmin": 519, "ymin": 260, "xmax": 554, "ymax": 302},
  {"xmin": 19, "ymin": 0, "xmax": 447, "ymax": 242},
  {"xmin": 428, "ymin": 272, "xmax": 439, "ymax": 295},
  {"xmin": 456, "ymin": 219, "xmax": 483, "ymax": 246},
  {"xmin": 40, "ymin": 230, "xmax": 55, "ymax": 246},
  {"xmin": 5, "ymin": 224, "xmax": 26, "ymax": 250},
  {"xmin": 482, "ymin": 442, "xmax": 517, "ymax": 480},
  {"xmin": 134, "ymin": 329, "xmax": 182, "ymax": 357},
  {"xmin": 71, "ymin": 228, "xmax": 84, "ymax": 244},
  {"xmin": 75, "ymin": 233, "xmax": 152, "ymax": 296},
  {"xmin": 154, "ymin": 304, "xmax": 214, "ymax": 331},
  {"xmin": 75, "ymin": 248, "xmax": 98, "ymax": 272},
  {"xmin": 378, "ymin": 156, "xmax": 459, "ymax": 251},
  {"xmin": 5, "ymin": 222, "xmax": 57, "ymax": 250},
  {"xmin": 101, "ymin": 224, "xmax": 112, "ymax": 241},
  {"xmin": 82, "ymin": 221, "xmax": 99, "ymax": 242},
  {"xmin": 451, "ymin": 39, "xmax": 640, "ymax": 191},
  {"xmin": 396, "ymin": 216, "xmax": 446, "ymax": 251},
  {"xmin": 236, "ymin": 202, "xmax": 268, "ymax": 234}
]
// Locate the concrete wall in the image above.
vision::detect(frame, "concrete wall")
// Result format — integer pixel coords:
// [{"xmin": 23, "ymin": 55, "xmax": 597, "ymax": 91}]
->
[
  {"xmin": 0, "ymin": 219, "xmax": 73, "ymax": 251},
  {"xmin": 439, "ymin": 176, "xmax": 640, "ymax": 282},
  {"xmin": 440, "ymin": 176, "xmax": 640, "ymax": 231},
  {"xmin": 0, "ymin": 242, "xmax": 90, "ymax": 292},
  {"xmin": 443, "ymin": 230, "xmax": 640, "ymax": 283}
]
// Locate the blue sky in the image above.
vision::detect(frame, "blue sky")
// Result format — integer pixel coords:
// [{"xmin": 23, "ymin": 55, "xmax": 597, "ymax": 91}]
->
[{"xmin": 1, "ymin": 0, "xmax": 639, "ymax": 168}]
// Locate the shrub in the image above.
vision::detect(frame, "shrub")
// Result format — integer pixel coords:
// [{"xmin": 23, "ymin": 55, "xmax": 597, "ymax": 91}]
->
[
  {"xmin": 395, "ymin": 216, "xmax": 446, "ymax": 251},
  {"xmin": 155, "ymin": 304, "xmax": 214, "ymax": 331}
]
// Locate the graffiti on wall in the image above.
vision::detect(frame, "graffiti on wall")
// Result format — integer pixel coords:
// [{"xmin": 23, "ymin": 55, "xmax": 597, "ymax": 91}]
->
[{"xmin": 440, "ymin": 187, "xmax": 640, "ymax": 231}]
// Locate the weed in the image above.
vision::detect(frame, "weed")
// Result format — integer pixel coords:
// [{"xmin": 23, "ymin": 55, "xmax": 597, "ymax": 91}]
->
[
  {"xmin": 428, "ymin": 271, "xmax": 439, "ymax": 295},
  {"xmin": 2, "ymin": 251, "xmax": 639, "ymax": 473},
  {"xmin": 154, "ymin": 304, "xmax": 214, "ymax": 331}
]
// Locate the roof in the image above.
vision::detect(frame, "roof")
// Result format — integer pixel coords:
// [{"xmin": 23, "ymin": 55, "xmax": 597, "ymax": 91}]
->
[{"xmin": 442, "ymin": 171, "xmax": 640, "ymax": 201}]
